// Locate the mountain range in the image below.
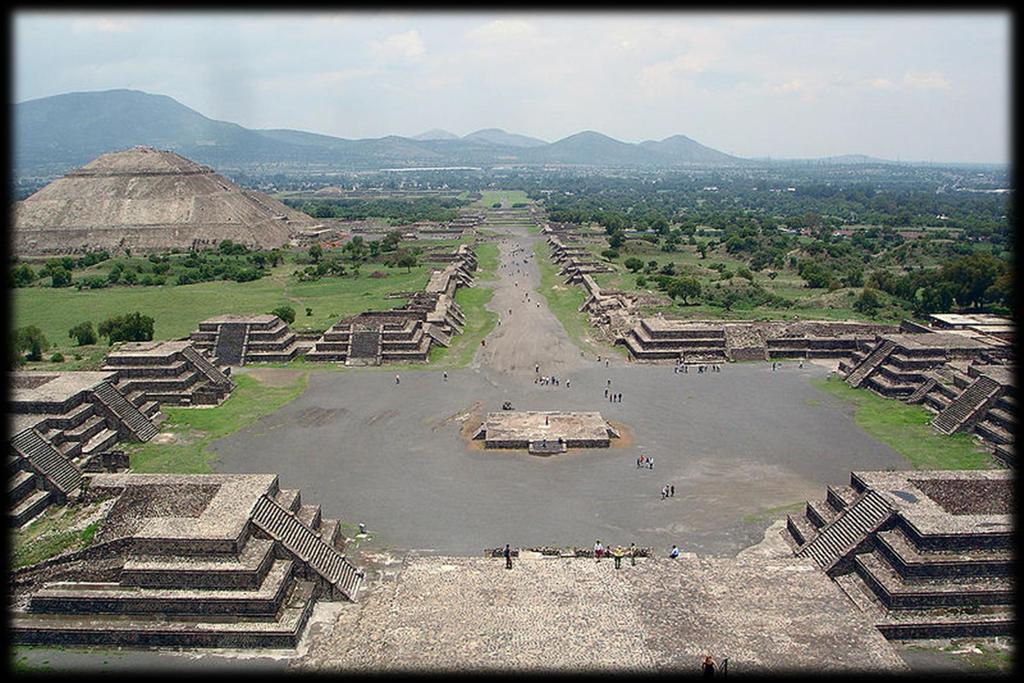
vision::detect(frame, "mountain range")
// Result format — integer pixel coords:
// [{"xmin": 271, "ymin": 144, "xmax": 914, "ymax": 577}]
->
[{"xmin": 15, "ymin": 89, "xmax": 752, "ymax": 177}]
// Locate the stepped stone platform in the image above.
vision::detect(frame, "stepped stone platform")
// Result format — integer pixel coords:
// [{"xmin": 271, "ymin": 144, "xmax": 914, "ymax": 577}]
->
[
  {"xmin": 103, "ymin": 340, "xmax": 235, "ymax": 406},
  {"xmin": 306, "ymin": 245, "xmax": 476, "ymax": 365},
  {"xmin": 10, "ymin": 473, "xmax": 363, "ymax": 649},
  {"xmin": 837, "ymin": 322, "xmax": 1015, "ymax": 462},
  {"xmin": 620, "ymin": 317, "xmax": 893, "ymax": 363},
  {"xmin": 190, "ymin": 314, "xmax": 304, "ymax": 366},
  {"xmin": 785, "ymin": 470, "xmax": 1013, "ymax": 640},
  {"xmin": 8, "ymin": 371, "xmax": 161, "ymax": 527},
  {"xmin": 472, "ymin": 411, "xmax": 620, "ymax": 452}
]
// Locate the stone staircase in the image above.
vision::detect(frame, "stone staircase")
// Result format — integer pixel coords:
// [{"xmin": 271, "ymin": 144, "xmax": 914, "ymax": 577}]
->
[
  {"xmin": 931, "ymin": 376, "xmax": 1002, "ymax": 435},
  {"xmin": 796, "ymin": 490, "xmax": 893, "ymax": 572},
  {"xmin": 92, "ymin": 382, "xmax": 159, "ymax": 441},
  {"xmin": 10, "ymin": 428, "xmax": 83, "ymax": 498},
  {"xmin": 181, "ymin": 345, "xmax": 235, "ymax": 388},
  {"xmin": 845, "ymin": 340, "xmax": 895, "ymax": 388},
  {"xmin": 346, "ymin": 328, "xmax": 382, "ymax": 367},
  {"xmin": 213, "ymin": 322, "xmax": 248, "ymax": 366},
  {"xmin": 905, "ymin": 377, "xmax": 938, "ymax": 404},
  {"xmin": 250, "ymin": 494, "xmax": 363, "ymax": 601}
]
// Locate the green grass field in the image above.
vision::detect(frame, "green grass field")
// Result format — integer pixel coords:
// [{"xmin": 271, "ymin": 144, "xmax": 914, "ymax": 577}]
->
[
  {"xmin": 811, "ymin": 375, "xmax": 998, "ymax": 470},
  {"xmin": 534, "ymin": 240, "xmax": 623, "ymax": 358},
  {"xmin": 473, "ymin": 190, "xmax": 530, "ymax": 208},
  {"xmin": 11, "ymin": 503, "xmax": 105, "ymax": 570},
  {"xmin": 127, "ymin": 372, "xmax": 309, "ymax": 473}
]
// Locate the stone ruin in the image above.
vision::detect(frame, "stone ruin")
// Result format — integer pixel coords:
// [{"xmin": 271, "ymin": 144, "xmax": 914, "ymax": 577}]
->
[
  {"xmin": 8, "ymin": 371, "xmax": 162, "ymax": 527},
  {"xmin": 190, "ymin": 314, "xmax": 308, "ymax": 366},
  {"xmin": 10, "ymin": 473, "xmax": 363, "ymax": 648},
  {"xmin": 305, "ymin": 245, "xmax": 477, "ymax": 366},
  {"xmin": 13, "ymin": 146, "xmax": 321, "ymax": 255},
  {"xmin": 619, "ymin": 316, "xmax": 896, "ymax": 364},
  {"xmin": 547, "ymin": 234, "xmax": 615, "ymax": 283},
  {"xmin": 472, "ymin": 411, "xmax": 620, "ymax": 454},
  {"xmin": 838, "ymin": 316, "xmax": 1015, "ymax": 465},
  {"xmin": 102, "ymin": 340, "xmax": 235, "ymax": 406},
  {"xmin": 785, "ymin": 469, "xmax": 1012, "ymax": 640}
]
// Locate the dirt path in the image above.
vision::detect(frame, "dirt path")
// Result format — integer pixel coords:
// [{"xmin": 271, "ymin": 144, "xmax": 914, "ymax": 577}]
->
[{"xmin": 472, "ymin": 221, "xmax": 591, "ymax": 380}]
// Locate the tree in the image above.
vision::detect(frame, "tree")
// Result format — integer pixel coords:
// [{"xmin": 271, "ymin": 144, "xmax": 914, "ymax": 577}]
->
[
  {"xmin": 50, "ymin": 265, "xmax": 72, "ymax": 288},
  {"xmin": 98, "ymin": 312, "xmax": 155, "ymax": 345},
  {"xmin": 68, "ymin": 321, "xmax": 98, "ymax": 346},
  {"xmin": 271, "ymin": 305, "xmax": 296, "ymax": 324},
  {"xmin": 607, "ymin": 231, "xmax": 625, "ymax": 249},
  {"xmin": 624, "ymin": 257, "xmax": 644, "ymax": 273},
  {"xmin": 12, "ymin": 264, "xmax": 35, "ymax": 287},
  {"xmin": 667, "ymin": 277, "xmax": 702, "ymax": 305},
  {"xmin": 853, "ymin": 288, "xmax": 882, "ymax": 315},
  {"xmin": 397, "ymin": 253, "xmax": 418, "ymax": 273},
  {"xmin": 15, "ymin": 326, "xmax": 49, "ymax": 361},
  {"xmin": 309, "ymin": 243, "xmax": 324, "ymax": 263}
]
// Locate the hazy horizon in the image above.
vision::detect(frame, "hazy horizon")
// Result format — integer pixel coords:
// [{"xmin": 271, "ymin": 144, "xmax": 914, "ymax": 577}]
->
[{"xmin": 14, "ymin": 11, "xmax": 1011, "ymax": 164}]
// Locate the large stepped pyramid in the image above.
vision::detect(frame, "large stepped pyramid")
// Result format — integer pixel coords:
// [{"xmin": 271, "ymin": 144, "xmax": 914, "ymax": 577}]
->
[
  {"xmin": 103, "ymin": 340, "xmax": 235, "ymax": 406},
  {"xmin": 785, "ymin": 470, "xmax": 1013, "ymax": 640},
  {"xmin": 191, "ymin": 314, "xmax": 304, "ymax": 366},
  {"xmin": 13, "ymin": 146, "xmax": 321, "ymax": 255},
  {"xmin": 10, "ymin": 473, "xmax": 364, "ymax": 648}
]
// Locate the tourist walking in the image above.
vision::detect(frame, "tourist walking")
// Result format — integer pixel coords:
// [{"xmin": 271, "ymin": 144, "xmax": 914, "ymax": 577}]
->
[
  {"xmin": 504, "ymin": 543, "xmax": 513, "ymax": 570},
  {"xmin": 670, "ymin": 484, "xmax": 675, "ymax": 497},
  {"xmin": 594, "ymin": 540, "xmax": 605, "ymax": 562},
  {"xmin": 630, "ymin": 542, "xmax": 637, "ymax": 566},
  {"xmin": 612, "ymin": 545, "xmax": 625, "ymax": 569},
  {"xmin": 661, "ymin": 485, "xmax": 668, "ymax": 499},
  {"xmin": 395, "ymin": 374, "xmax": 400, "ymax": 385},
  {"xmin": 670, "ymin": 544, "xmax": 680, "ymax": 559},
  {"xmin": 443, "ymin": 371, "xmax": 448, "ymax": 381},
  {"xmin": 648, "ymin": 457, "xmax": 654, "ymax": 470},
  {"xmin": 702, "ymin": 655, "xmax": 717, "ymax": 677}
]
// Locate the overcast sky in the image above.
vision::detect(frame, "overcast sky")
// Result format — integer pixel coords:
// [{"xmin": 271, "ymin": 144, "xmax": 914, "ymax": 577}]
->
[{"xmin": 14, "ymin": 11, "xmax": 1011, "ymax": 163}]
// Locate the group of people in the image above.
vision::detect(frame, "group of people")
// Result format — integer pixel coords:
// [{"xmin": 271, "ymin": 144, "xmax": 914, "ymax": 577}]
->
[
  {"xmin": 592, "ymin": 540, "xmax": 639, "ymax": 569},
  {"xmin": 673, "ymin": 360, "xmax": 722, "ymax": 374},
  {"xmin": 536, "ymin": 374, "xmax": 566, "ymax": 387},
  {"xmin": 661, "ymin": 484, "xmax": 675, "ymax": 499},
  {"xmin": 636, "ymin": 454, "xmax": 654, "ymax": 469}
]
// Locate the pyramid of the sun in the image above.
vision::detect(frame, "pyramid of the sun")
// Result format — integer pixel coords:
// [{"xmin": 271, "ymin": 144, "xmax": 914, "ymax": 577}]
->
[{"xmin": 13, "ymin": 147, "xmax": 320, "ymax": 255}]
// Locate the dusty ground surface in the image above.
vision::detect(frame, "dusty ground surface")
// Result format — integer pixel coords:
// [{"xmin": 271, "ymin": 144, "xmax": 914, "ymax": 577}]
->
[
  {"xmin": 210, "ymin": 218, "xmax": 906, "ymax": 557},
  {"xmin": 293, "ymin": 553, "xmax": 906, "ymax": 673}
]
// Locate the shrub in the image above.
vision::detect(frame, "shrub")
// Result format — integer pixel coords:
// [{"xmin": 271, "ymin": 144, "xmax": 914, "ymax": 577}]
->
[
  {"xmin": 271, "ymin": 305, "xmax": 296, "ymax": 324},
  {"xmin": 68, "ymin": 321, "xmax": 98, "ymax": 346},
  {"xmin": 15, "ymin": 326, "xmax": 49, "ymax": 361},
  {"xmin": 12, "ymin": 264, "xmax": 36, "ymax": 287},
  {"xmin": 98, "ymin": 312, "xmax": 155, "ymax": 345},
  {"xmin": 50, "ymin": 352, "xmax": 65, "ymax": 363},
  {"xmin": 50, "ymin": 265, "xmax": 72, "ymax": 288}
]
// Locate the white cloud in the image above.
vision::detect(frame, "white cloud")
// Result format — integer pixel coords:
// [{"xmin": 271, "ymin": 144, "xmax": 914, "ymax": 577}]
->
[
  {"xmin": 70, "ymin": 16, "xmax": 139, "ymax": 33},
  {"xmin": 369, "ymin": 30, "xmax": 425, "ymax": 64},
  {"xmin": 903, "ymin": 70, "xmax": 951, "ymax": 90},
  {"xmin": 466, "ymin": 19, "xmax": 537, "ymax": 43}
]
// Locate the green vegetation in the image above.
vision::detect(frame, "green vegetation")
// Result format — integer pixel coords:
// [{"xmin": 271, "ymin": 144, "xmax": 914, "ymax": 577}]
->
[
  {"xmin": 285, "ymin": 196, "xmax": 468, "ymax": 224},
  {"xmin": 128, "ymin": 372, "xmax": 309, "ymax": 473},
  {"xmin": 811, "ymin": 376, "xmax": 997, "ymax": 470},
  {"xmin": 534, "ymin": 241, "xmax": 622, "ymax": 357},
  {"xmin": 473, "ymin": 190, "xmax": 529, "ymax": 208},
  {"xmin": 11, "ymin": 505, "xmax": 105, "ymax": 570}
]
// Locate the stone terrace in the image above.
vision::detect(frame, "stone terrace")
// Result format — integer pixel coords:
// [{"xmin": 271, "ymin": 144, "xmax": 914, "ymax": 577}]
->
[
  {"xmin": 103, "ymin": 340, "xmax": 235, "ymax": 406},
  {"xmin": 473, "ymin": 411, "xmax": 618, "ymax": 452},
  {"xmin": 190, "ymin": 314, "xmax": 307, "ymax": 366},
  {"xmin": 296, "ymin": 554, "xmax": 905, "ymax": 672},
  {"xmin": 10, "ymin": 473, "xmax": 363, "ymax": 649},
  {"xmin": 786, "ymin": 470, "xmax": 1013, "ymax": 640}
]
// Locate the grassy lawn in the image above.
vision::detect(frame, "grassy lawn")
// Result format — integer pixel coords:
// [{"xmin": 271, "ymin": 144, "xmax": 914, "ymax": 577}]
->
[
  {"xmin": 534, "ymin": 240, "xmax": 623, "ymax": 358},
  {"xmin": 473, "ymin": 190, "xmax": 530, "ymax": 208},
  {"xmin": 811, "ymin": 376, "xmax": 998, "ymax": 470},
  {"xmin": 11, "ymin": 503, "xmax": 105, "ymax": 570},
  {"xmin": 127, "ymin": 372, "xmax": 309, "ymax": 473}
]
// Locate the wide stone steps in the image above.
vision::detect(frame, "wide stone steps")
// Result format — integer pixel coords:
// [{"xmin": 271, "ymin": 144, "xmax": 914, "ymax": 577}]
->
[
  {"xmin": 81, "ymin": 428, "xmax": 120, "ymax": 457},
  {"xmin": 854, "ymin": 551, "xmax": 1013, "ymax": 610},
  {"xmin": 845, "ymin": 340, "xmax": 895, "ymax": 388},
  {"xmin": 10, "ymin": 428, "xmax": 82, "ymax": 495},
  {"xmin": 29, "ymin": 559, "xmax": 295, "ymax": 615},
  {"xmin": 181, "ymin": 345, "xmax": 234, "ymax": 386},
  {"xmin": 276, "ymin": 488, "xmax": 301, "ymax": 513},
  {"xmin": 10, "ymin": 489, "xmax": 53, "ymax": 528},
  {"xmin": 62, "ymin": 414, "xmax": 108, "ymax": 443},
  {"xmin": 296, "ymin": 504, "xmax": 322, "ymax": 531},
  {"xmin": 120, "ymin": 538, "xmax": 277, "ymax": 590},
  {"xmin": 213, "ymin": 323, "xmax": 248, "ymax": 366},
  {"xmin": 984, "ymin": 407, "xmax": 1014, "ymax": 432},
  {"xmin": 874, "ymin": 528, "xmax": 1012, "ymax": 579},
  {"xmin": 11, "ymin": 579, "xmax": 317, "ymax": 648},
  {"xmin": 905, "ymin": 378, "xmax": 938, "ymax": 404},
  {"xmin": 932, "ymin": 376, "xmax": 1001, "ymax": 434},
  {"xmin": 826, "ymin": 485, "xmax": 858, "ymax": 513},
  {"xmin": 9, "ymin": 469, "xmax": 39, "ymax": 501},
  {"xmin": 250, "ymin": 495, "xmax": 362, "ymax": 601},
  {"xmin": 797, "ymin": 490, "xmax": 893, "ymax": 570},
  {"xmin": 93, "ymin": 381, "xmax": 159, "ymax": 441},
  {"xmin": 874, "ymin": 607, "xmax": 1015, "ymax": 640}
]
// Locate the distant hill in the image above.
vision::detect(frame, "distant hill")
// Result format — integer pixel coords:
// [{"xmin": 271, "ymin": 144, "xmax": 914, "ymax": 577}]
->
[
  {"xmin": 463, "ymin": 128, "xmax": 547, "ymax": 148},
  {"xmin": 16, "ymin": 89, "xmax": 753, "ymax": 177},
  {"xmin": 411, "ymin": 129, "xmax": 460, "ymax": 141}
]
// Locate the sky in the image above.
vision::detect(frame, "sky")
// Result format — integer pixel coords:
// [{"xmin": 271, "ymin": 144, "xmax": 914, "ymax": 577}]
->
[{"xmin": 13, "ymin": 11, "xmax": 1011, "ymax": 163}]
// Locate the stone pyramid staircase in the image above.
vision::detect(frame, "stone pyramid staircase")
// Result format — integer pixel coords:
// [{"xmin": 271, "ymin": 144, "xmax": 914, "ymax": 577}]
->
[
  {"xmin": 92, "ymin": 382, "xmax": 159, "ymax": 441},
  {"xmin": 931, "ymin": 375, "xmax": 1002, "ymax": 435},
  {"xmin": 845, "ymin": 340, "xmax": 895, "ymax": 388},
  {"xmin": 795, "ymin": 490, "xmax": 893, "ymax": 572}
]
